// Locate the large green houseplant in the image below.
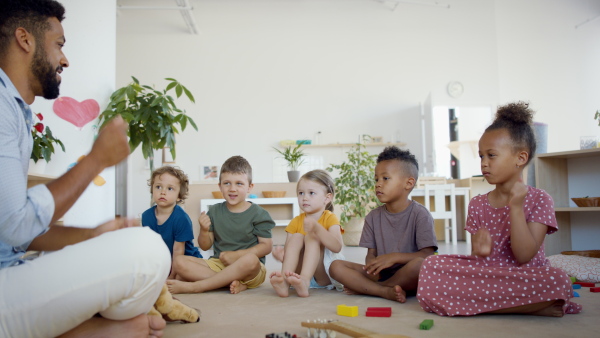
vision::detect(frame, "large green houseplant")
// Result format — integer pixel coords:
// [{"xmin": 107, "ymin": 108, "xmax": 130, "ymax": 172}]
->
[
  {"xmin": 273, "ymin": 142, "xmax": 307, "ymax": 182},
  {"xmin": 98, "ymin": 77, "xmax": 197, "ymax": 172},
  {"xmin": 326, "ymin": 136, "xmax": 379, "ymax": 245}
]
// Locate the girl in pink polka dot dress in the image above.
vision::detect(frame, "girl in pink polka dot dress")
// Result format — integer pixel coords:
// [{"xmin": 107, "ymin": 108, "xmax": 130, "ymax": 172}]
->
[{"xmin": 417, "ymin": 102, "xmax": 582, "ymax": 317}]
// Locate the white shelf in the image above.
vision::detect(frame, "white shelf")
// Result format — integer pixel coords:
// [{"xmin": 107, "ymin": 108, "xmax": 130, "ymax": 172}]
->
[
  {"xmin": 200, "ymin": 197, "xmax": 299, "ymax": 227},
  {"xmin": 301, "ymin": 142, "xmax": 406, "ymax": 148}
]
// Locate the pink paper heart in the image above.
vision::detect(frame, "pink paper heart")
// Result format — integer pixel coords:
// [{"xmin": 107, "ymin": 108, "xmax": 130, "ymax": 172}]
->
[{"xmin": 53, "ymin": 97, "xmax": 99, "ymax": 128}]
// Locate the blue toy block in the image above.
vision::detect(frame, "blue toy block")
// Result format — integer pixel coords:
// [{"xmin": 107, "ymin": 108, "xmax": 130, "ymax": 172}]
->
[
  {"xmin": 573, "ymin": 291, "xmax": 580, "ymax": 297},
  {"xmin": 573, "ymin": 284, "xmax": 582, "ymax": 289}
]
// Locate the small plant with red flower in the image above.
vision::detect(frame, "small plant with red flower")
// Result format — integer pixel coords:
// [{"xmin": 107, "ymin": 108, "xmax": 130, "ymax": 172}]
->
[{"xmin": 31, "ymin": 113, "xmax": 65, "ymax": 163}]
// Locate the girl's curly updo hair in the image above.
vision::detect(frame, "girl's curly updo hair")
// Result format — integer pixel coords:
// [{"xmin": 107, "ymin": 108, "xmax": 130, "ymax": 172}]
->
[{"xmin": 485, "ymin": 101, "xmax": 537, "ymax": 165}]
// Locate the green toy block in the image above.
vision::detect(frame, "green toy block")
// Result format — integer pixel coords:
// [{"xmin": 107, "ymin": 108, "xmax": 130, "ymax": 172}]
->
[
  {"xmin": 420, "ymin": 319, "xmax": 434, "ymax": 330},
  {"xmin": 337, "ymin": 304, "xmax": 358, "ymax": 317},
  {"xmin": 570, "ymin": 276, "xmax": 577, "ymax": 283}
]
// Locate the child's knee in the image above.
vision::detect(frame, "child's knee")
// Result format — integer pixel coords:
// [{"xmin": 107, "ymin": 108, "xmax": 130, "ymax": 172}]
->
[{"xmin": 329, "ymin": 259, "xmax": 344, "ymax": 276}]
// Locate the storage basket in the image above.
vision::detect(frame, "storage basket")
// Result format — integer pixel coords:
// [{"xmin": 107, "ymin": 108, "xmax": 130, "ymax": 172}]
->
[
  {"xmin": 571, "ymin": 197, "xmax": 600, "ymax": 207},
  {"xmin": 262, "ymin": 191, "xmax": 286, "ymax": 198},
  {"xmin": 212, "ymin": 191, "xmax": 223, "ymax": 199}
]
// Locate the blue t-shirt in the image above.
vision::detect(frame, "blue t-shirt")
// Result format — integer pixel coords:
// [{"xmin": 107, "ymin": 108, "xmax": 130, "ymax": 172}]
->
[{"xmin": 142, "ymin": 204, "xmax": 202, "ymax": 258}]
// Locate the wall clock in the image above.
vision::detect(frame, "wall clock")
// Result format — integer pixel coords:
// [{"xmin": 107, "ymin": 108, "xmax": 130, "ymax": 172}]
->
[{"xmin": 447, "ymin": 81, "xmax": 464, "ymax": 98}]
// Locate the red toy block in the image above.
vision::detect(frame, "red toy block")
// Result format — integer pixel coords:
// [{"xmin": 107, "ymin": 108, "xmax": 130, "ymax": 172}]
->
[
  {"xmin": 366, "ymin": 307, "xmax": 392, "ymax": 317},
  {"xmin": 591, "ymin": 287, "xmax": 600, "ymax": 293},
  {"xmin": 573, "ymin": 282, "xmax": 595, "ymax": 287}
]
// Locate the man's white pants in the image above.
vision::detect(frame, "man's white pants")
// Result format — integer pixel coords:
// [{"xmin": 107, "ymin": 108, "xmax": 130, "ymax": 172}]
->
[{"xmin": 0, "ymin": 227, "xmax": 170, "ymax": 338}]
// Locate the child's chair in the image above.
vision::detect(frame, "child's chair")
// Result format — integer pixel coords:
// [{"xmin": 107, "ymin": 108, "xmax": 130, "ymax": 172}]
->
[{"xmin": 423, "ymin": 183, "xmax": 458, "ymax": 245}]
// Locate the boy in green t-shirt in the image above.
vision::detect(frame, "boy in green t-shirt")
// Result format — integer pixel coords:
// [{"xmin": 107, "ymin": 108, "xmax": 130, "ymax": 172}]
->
[{"xmin": 166, "ymin": 156, "xmax": 275, "ymax": 294}]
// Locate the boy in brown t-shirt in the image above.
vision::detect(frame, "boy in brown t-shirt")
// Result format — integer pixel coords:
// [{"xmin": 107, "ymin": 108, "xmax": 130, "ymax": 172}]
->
[{"xmin": 329, "ymin": 146, "xmax": 437, "ymax": 302}]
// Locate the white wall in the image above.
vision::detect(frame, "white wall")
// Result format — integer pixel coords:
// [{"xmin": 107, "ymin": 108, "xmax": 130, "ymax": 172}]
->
[
  {"xmin": 30, "ymin": 0, "xmax": 117, "ymax": 227},
  {"xmin": 117, "ymin": 0, "xmax": 503, "ymax": 217},
  {"xmin": 495, "ymin": 0, "xmax": 600, "ymax": 151}
]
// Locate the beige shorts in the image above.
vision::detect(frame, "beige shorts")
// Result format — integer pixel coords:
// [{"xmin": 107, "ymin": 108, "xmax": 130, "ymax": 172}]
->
[{"xmin": 205, "ymin": 258, "xmax": 267, "ymax": 289}]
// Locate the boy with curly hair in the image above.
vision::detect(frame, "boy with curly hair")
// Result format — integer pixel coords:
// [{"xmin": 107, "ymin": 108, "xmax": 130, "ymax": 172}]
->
[
  {"xmin": 143, "ymin": 166, "xmax": 202, "ymax": 279},
  {"xmin": 329, "ymin": 146, "xmax": 437, "ymax": 302}
]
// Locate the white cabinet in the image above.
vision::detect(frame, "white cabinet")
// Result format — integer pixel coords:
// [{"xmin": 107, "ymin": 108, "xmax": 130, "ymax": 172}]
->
[
  {"xmin": 535, "ymin": 148, "xmax": 600, "ymax": 255},
  {"xmin": 200, "ymin": 197, "xmax": 300, "ymax": 227}
]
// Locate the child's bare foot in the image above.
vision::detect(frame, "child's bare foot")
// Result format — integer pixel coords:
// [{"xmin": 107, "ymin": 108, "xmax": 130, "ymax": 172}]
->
[
  {"xmin": 286, "ymin": 272, "xmax": 310, "ymax": 297},
  {"xmin": 230, "ymin": 280, "xmax": 248, "ymax": 294},
  {"xmin": 59, "ymin": 313, "xmax": 165, "ymax": 338},
  {"xmin": 270, "ymin": 271, "xmax": 290, "ymax": 297},
  {"xmin": 382, "ymin": 285, "xmax": 406, "ymax": 303},
  {"xmin": 166, "ymin": 279, "xmax": 197, "ymax": 294},
  {"xmin": 343, "ymin": 286, "xmax": 361, "ymax": 295},
  {"xmin": 272, "ymin": 245, "xmax": 284, "ymax": 262},
  {"xmin": 529, "ymin": 300, "xmax": 565, "ymax": 317}
]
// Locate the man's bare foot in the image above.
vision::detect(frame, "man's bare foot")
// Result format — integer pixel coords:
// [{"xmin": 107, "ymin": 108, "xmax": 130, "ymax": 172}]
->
[
  {"xmin": 166, "ymin": 279, "xmax": 198, "ymax": 294},
  {"xmin": 270, "ymin": 271, "xmax": 290, "ymax": 297},
  {"xmin": 59, "ymin": 313, "xmax": 165, "ymax": 338},
  {"xmin": 382, "ymin": 285, "xmax": 406, "ymax": 303},
  {"xmin": 230, "ymin": 280, "xmax": 248, "ymax": 294},
  {"xmin": 286, "ymin": 271, "xmax": 310, "ymax": 297},
  {"xmin": 272, "ymin": 245, "xmax": 284, "ymax": 262},
  {"xmin": 343, "ymin": 286, "xmax": 361, "ymax": 296}
]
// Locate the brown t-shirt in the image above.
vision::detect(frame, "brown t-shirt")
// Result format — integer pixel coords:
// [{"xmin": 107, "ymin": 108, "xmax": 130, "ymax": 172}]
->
[{"xmin": 359, "ymin": 200, "xmax": 437, "ymax": 256}]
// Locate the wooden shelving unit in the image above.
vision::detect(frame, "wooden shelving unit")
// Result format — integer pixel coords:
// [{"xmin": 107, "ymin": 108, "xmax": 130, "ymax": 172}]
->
[
  {"xmin": 301, "ymin": 142, "xmax": 406, "ymax": 148},
  {"xmin": 535, "ymin": 148, "xmax": 600, "ymax": 255}
]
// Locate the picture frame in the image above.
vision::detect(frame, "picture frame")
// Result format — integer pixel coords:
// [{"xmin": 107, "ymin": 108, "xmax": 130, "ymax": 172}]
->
[{"xmin": 202, "ymin": 165, "xmax": 219, "ymax": 181}]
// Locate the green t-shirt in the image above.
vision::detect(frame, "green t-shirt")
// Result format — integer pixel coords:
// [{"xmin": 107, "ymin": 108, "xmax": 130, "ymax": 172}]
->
[{"xmin": 207, "ymin": 202, "xmax": 275, "ymax": 264}]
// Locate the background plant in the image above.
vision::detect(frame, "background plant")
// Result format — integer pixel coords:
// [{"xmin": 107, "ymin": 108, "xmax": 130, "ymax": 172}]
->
[
  {"xmin": 31, "ymin": 113, "xmax": 65, "ymax": 163},
  {"xmin": 98, "ymin": 77, "xmax": 197, "ymax": 172},
  {"xmin": 595, "ymin": 109, "xmax": 599, "ymax": 126},
  {"xmin": 273, "ymin": 142, "xmax": 307, "ymax": 171},
  {"xmin": 326, "ymin": 135, "xmax": 380, "ymax": 225}
]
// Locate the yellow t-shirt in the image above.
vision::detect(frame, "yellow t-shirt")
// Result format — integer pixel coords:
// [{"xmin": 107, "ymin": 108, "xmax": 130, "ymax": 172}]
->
[{"xmin": 285, "ymin": 210, "xmax": 343, "ymax": 235}]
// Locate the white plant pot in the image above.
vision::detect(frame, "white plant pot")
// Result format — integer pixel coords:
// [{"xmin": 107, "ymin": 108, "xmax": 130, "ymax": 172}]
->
[
  {"xmin": 28, "ymin": 159, "xmax": 47, "ymax": 175},
  {"xmin": 287, "ymin": 170, "xmax": 301, "ymax": 182}
]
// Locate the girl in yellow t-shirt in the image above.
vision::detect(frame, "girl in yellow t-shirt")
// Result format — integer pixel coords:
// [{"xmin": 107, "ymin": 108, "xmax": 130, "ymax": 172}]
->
[{"xmin": 270, "ymin": 170, "xmax": 344, "ymax": 297}]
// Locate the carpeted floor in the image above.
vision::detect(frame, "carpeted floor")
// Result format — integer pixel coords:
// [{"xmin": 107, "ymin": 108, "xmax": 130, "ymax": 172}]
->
[{"xmin": 163, "ymin": 244, "xmax": 600, "ymax": 337}]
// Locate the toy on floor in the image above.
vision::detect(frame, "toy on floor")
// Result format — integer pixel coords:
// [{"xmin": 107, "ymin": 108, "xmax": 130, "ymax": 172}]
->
[
  {"xmin": 419, "ymin": 319, "xmax": 434, "ymax": 330},
  {"xmin": 337, "ymin": 304, "xmax": 358, "ymax": 317},
  {"xmin": 147, "ymin": 284, "xmax": 200, "ymax": 323},
  {"xmin": 302, "ymin": 319, "xmax": 410, "ymax": 338},
  {"xmin": 265, "ymin": 332, "xmax": 297, "ymax": 338},
  {"xmin": 573, "ymin": 291, "xmax": 580, "ymax": 297},
  {"xmin": 591, "ymin": 287, "xmax": 600, "ymax": 293},
  {"xmin": 572, "ymin": 284, "xmax": 582, "ymax": 289},
  {"xmin": 570, "ymin": 276, "xmax": 577, "ymax": 283},
  {"xmin": 366, "ymin": 307, "xmax": 392, "ymax": 317},
  {"xmin": 573, "ymin": 282, "xmax": 594, "ymax": 287}
]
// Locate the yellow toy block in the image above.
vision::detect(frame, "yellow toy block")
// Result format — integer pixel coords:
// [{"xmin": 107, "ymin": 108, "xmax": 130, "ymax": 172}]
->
[{"xmin": 337, "ymin": 304, "xmax": 359, "ymax": 317}]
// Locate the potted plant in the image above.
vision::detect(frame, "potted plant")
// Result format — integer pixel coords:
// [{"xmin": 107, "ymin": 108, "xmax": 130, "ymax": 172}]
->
[
  {"xmin": 30, "ymin": 112, "xmax": 65, "ymax": 164},
  {"xmin": 273, "ymin": 142, "xmax": 307, "ymax": 182},
  {"xmin": 98, "ymin": 77, "xmax": 197, "ymax": 172},
  {"xmin": 326, "ymin": 135, "xmax": 379, "ymax": 246}
]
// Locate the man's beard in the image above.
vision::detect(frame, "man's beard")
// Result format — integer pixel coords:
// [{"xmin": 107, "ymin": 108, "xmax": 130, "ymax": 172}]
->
[{"xmin": 31, "ymin": 44, "xmax": 61, "ymax": 100}]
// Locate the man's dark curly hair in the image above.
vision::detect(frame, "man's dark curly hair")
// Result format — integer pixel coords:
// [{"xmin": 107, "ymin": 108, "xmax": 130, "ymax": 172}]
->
[
  {"xmin": 0, "ymin": 0, "xmax": 65, "ymax": 57},
  {"xmin": 377, "ymin": 146, "xmax": 419, "ymax": 181},
  {"xmin": 485, "ymin": 101, "xmax": 536, "ymax": 165}
]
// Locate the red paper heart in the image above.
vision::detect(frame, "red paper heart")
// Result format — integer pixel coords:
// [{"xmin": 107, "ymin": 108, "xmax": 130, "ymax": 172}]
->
[{"xmin": 52, "ymin": 97, "xmax": 99, "ymax": 128}]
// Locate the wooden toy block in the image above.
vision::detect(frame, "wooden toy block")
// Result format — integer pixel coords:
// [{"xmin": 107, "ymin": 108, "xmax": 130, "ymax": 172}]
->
[
  {"xmin": 419, "ymin": 319, "xmax": 434, "ymax": 330},
  {"xmin": 572, "ymin": 284, "xmax": 582, "ymax": 289},
  {"xmin": 591, "ymin": 287, "xmax": 600, "ymax": 293},
  {"xmin": 570, "ymin": 276, "xmax": 577, "ymax": 283},
  {"xmin": 573, "ymin": 282, "xmax": 595, "ymax": 287},
  {"xmin": 366, "ymin": 307, "xmax": 392, "ymax": 317},
  {"xmin": 337, "ymin": 304, "xmax": 358, "ymax": 317},
  {"xmin": 573, "ymin": 291, "xmax": 580, "ymax": 297}
]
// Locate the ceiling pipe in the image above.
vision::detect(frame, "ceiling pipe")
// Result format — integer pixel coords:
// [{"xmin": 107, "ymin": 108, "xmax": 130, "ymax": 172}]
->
[{"xmin": 118, "ymin": 0, "xmax": 198, "ymax": 34}]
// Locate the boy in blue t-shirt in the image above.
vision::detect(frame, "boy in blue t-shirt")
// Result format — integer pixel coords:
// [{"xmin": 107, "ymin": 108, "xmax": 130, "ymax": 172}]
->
[{"xmin": 142, "ymin": 166, "xmax": 201, "ymax": 279}]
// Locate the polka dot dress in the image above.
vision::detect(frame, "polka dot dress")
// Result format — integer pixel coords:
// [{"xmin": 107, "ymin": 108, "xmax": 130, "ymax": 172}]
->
[{"xmin": 417, "ymin": 186, "xmax": 582, "ymax": 316}]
